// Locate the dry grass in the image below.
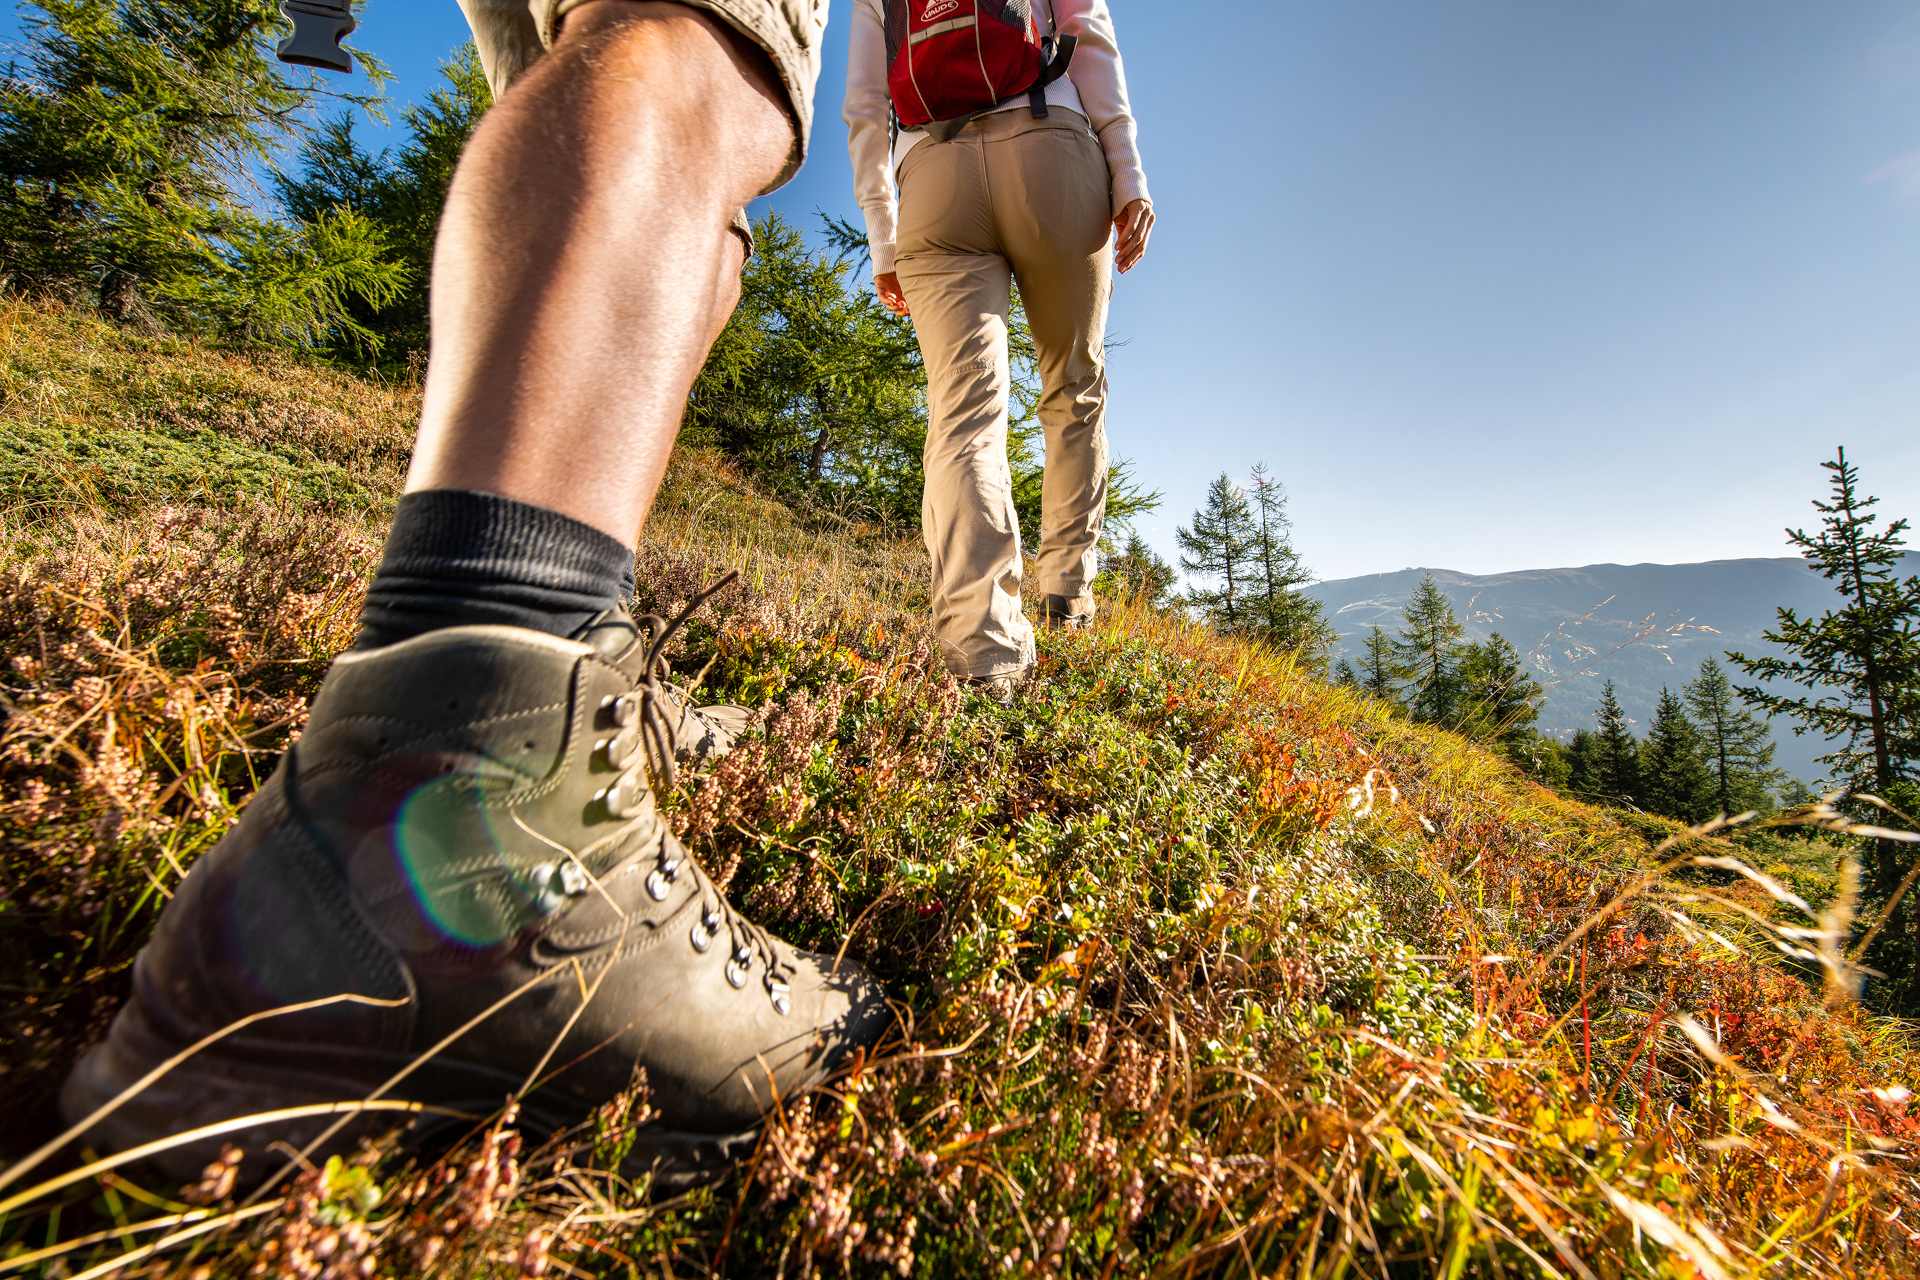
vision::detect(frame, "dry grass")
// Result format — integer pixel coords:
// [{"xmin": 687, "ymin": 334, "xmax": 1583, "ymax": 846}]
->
[
  {"xmin": 2, "ymin": 301, "xmax": 1918, "ymax": 1278},
  {"xmin": 0, "ymin": 296, "xmax": 419, "ymax": 517}
]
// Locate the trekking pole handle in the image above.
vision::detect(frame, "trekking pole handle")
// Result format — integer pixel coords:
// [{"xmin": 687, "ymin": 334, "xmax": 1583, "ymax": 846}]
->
[{"xmin": 277, "ymin": 1, "xmax": 357, "ymax": 74}]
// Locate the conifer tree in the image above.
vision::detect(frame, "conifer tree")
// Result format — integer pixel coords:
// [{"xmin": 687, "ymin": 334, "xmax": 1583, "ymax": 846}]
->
[
  {"xmin": 1357, "ymin": 625, "xmax": 1400, "ymax": 703},
  {"xmin": 1456, "ymin": 633, "xmax": 1542, "ymax": 740},
  {"xmin": 1178, "ymin": 474, "xmax": 1258, "ymax": 630},
  {"xmin": 1522, "ymin": 736, "xmax": 1571, "ymax": 789},
  {"xmin": 0, "ymin": 0, "xmax": 398, "ymax": 339},
  {"xmin": 1585, "ymin": 680, "xmax": 1641, "ymax": 806},
  {"xmin": 276, "ymin": 43, "xmax": 490, "ymax": 361},
  {"xmin": 1684, "ymin": 657, "xmax": 1783, "ymax": 817},
  {"xmin": 1242, "ymin": 463, "xmax": 1334, "ymax": 657},
  {"xmin": 1098, "ymin": 532, "xmax": 1176, "ymax": 609},
  {"xmin": 1566, "ymin": 728, "xmax": 1598, "ymax": 795},
  {"xmin": 1391, "ymin": 573, "xmax": 1464, "ymax": 723},
  {"xmin": 1727, "ymin": 448, "xmax": 1920, "ymax": 894},
  {"xmin": 1640, "ymin": 687, "xmax": 1713, "ymax": 821}
]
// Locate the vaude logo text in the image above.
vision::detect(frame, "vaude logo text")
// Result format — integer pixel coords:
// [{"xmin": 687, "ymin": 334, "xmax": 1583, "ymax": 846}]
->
[{"xmin": 922, "ymin": 0, "xmax": 961, "ymax": 22}]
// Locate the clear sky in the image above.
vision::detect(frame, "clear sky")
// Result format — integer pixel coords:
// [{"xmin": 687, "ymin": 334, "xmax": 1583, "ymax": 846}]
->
[{"xmin": 17, "ymin": 1, "xmax": 1920, "ymax": 582}]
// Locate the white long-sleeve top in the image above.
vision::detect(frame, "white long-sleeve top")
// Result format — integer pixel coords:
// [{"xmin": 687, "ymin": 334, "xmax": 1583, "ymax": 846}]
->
[{"xmin": 843, "ymin": 0, "xmax": 1151, "ymax": 277}]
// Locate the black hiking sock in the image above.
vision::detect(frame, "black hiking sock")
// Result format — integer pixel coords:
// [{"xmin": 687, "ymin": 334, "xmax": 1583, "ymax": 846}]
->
[{"xmin": 354, "ymin": 490, "xmax": 634, "ymax": 651}]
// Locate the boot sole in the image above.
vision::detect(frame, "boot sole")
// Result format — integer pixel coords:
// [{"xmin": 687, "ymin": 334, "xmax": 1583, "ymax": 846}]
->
[{"xmin": 60, "ymin": 1032, "xmax": 758, "ymax": 1195}]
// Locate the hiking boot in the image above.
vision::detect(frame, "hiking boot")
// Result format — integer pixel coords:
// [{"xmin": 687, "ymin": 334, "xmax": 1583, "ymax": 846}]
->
[
  {"xmin": 575, "ymin": 606, "xmax": 749, "ymax": 765},
  {"xmin": 964, "ymin": 666, "xmax": 1031, "ymax": 706},
  {"xmin": 61, "ymin": 581, "xmax": 890, "ymax": 1192},
  {"xmin": 1038, "ymin": 594, "xmax": 1094, "ymax": 631}
]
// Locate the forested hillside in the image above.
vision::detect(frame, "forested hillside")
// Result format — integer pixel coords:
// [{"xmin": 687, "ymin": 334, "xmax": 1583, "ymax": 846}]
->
[{"xmin": 1302, "ymin": 558, "xmax": 1847, "ymax": 779}]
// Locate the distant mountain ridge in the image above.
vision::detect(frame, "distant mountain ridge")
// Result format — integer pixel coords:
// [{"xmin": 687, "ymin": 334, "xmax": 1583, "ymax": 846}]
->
[{"xmin": 1297, "ymin": 556, "xmax": 1894, "ymax": 783}]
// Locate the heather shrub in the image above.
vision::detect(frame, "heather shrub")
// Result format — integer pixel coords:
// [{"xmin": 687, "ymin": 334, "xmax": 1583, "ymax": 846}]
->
[
  {"xmin": 2, "ymin": 305, "xmax": 1919, "ymax": 1279},
  {"xmin": 0, "ymin": 503, "xmax": 379, "ymax": 1132}
]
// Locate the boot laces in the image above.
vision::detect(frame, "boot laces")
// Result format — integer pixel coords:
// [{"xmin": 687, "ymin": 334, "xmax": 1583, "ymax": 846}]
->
[
  {"xmin": 594, "ymin": 570, "xmax": 795, "ymax": 1012},
  {"xmin": 598, "ymin": 570, "xmax": 739, "ymax": 820},
  {"xmin": 632, "ymin": 568, "xmax": 741, "ymax": 795}
]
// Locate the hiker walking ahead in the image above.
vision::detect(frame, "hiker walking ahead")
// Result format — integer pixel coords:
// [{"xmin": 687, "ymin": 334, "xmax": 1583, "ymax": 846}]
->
[{"xmin": 844, "ymin": 0, "xmax": 1153, "ymax": 698}]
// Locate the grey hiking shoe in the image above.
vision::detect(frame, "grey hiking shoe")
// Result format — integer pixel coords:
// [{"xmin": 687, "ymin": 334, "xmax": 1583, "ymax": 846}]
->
[
  {"xmin": 1038, "ymin": 594, "xmax": 1094, "ymax": 631},
  {"xmin": 61, "ymin": 577, "xmax": 890, "ymax": 1192}
]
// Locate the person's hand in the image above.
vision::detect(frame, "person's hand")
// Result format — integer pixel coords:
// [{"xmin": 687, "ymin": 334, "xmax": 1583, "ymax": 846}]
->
[
  {"xmin": 1113, "ymin": 198, "xmax": 1154, "ymax": 273},
  {"xmin": 875, "ymin": 272, "xmax": 910, "ymax": 316}
]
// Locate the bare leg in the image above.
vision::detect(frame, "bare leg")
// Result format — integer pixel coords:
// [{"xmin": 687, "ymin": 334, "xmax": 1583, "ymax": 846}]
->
[{"xmin": 408, "ymin": 0, "xmax": 786, "ymax": 544}]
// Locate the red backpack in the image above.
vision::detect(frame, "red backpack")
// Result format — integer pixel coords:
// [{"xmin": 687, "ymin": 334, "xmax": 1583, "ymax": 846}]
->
[{"xmin": 884, "ymin": 0, "xmax": 1077, "ymax": 141}]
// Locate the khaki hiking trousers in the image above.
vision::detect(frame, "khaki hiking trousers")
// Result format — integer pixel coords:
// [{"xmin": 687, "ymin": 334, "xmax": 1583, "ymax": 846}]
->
[{"xmin": 895, "ymin": 107, "xmax": 1114, "ymax": 679}]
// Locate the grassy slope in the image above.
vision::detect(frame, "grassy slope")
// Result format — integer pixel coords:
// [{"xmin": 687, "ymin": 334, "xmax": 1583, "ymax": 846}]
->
[{"xmin": 1, "ymin": 298, "xmax": 1917, "ymax": 1278}]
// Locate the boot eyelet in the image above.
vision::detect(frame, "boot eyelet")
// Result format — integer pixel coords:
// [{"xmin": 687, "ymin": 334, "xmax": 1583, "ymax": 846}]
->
[
  {"xmin": 690, "ymin": 922, "xmax": 712, "ymax": 952},
  {"xmin": 607, "ymin": 772, "xmax": 646, "ymax": 819},
  {"xmin": 768, "ymin": 981, "xmax": 792, "ymax": 1016},
  {"xmin": 646, "ymin": 868, "xmax": 671, "ymax": 901},
  {"xmin": 725, "ymin": 959, "xmax": 750, "ymax": 989}
]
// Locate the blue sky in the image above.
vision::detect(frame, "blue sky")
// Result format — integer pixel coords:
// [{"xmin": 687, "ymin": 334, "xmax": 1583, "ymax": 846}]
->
[{"xmin": 15, "ymin": 1, "xmax": 1920, "ymax": 582}]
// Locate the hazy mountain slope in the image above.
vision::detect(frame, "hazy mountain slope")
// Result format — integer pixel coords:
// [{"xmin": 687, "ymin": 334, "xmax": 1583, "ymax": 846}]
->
[{"xmin": 1300, "ymin": 557, "xmax": 1863, "ymax": 782}]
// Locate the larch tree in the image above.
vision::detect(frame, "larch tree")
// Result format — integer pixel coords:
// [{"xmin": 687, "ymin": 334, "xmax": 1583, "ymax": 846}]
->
[
  {"xmin": 1456, "ymin": 632, "xmax": 1543, "ymax": 742},
  {"xmin": 1391, "ymin": 573, "xmax": 1465, "ymax": 724},
  {"xmin": 275, "ymin": 43, "xmax": 490, "ymax": 364},
  {"xmin": 1178, "ymin": 473, "xmax": 1259, "ymax": 630},
  {"xmin": 1242, "ymin": 463, "xmax": 1334, "ymax": 661},
  {"xmin": 0, "ymin": 0, "xmax": 401, "ymax": 341},
  {"xmin": 1684, "ymin": 656, "xmax": 1784, "ymax": 818},
  {"xmin": 1727, "ymin": 448, "xmax": 1920, "ymax": 896},
  {"xmin": 1358, "ymin": 625, "xmax": 1401, "ymax": 704}
]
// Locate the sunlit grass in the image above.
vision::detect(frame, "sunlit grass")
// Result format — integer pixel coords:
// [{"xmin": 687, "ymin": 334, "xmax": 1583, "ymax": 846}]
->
[{"xmin": 2, "ymin": 300, "xmax": 1917, "ymax": 1278}]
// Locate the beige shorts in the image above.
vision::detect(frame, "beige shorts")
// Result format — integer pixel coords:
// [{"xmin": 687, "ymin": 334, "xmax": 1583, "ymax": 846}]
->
[{"xmin": 455, "ymin": 0, "xmax": 828, "ymax": 195}]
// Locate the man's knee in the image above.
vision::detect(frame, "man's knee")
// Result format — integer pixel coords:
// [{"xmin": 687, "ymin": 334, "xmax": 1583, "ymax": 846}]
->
[{"xmin": 558, "ymin": 3, "xmax": 795, "ymax": 157}]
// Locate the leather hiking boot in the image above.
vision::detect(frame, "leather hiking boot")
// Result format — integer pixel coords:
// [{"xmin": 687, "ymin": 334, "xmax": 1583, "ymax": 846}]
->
[
  {"xmin": 61, "ymin": 580, "xmax": 891, "ymax": 1192},
  {"xmin": 1038, "ymin": 594, "xmax": 1094, "ymax": 631},
  {"xmin": 575, "ymin": 607, "xmax": 749, "ymax": 766}
]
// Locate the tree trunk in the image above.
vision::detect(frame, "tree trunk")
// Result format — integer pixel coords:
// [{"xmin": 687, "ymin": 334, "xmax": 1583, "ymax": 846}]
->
[
  {"xmin": 97, "ymin": 268, "xmax": 140, "ymax": 324},
  {"xmin": 808, "ymin": 386, "xmax": 834, "ymax": 484}
]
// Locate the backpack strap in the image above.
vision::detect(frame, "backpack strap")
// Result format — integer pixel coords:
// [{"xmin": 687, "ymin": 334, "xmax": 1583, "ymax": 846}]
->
[{"xmin": 1027, "ymin": 34, "xmax": 1077, "ymax": 118}]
